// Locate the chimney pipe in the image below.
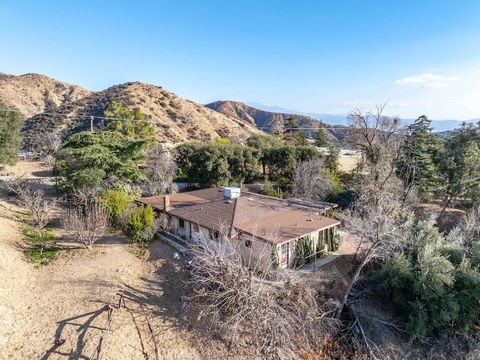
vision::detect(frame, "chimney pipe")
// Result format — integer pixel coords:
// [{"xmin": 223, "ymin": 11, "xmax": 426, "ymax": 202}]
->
[{"xmin": 163, "ymin": 195, "xmax": 170, "ymax": 211}]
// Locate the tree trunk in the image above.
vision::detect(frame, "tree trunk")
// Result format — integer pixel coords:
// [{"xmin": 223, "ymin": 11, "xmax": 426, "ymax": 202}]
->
[
  {"xmin": 439, "ymin": 193, "xmax": 453, "ymax": 218},
  {"xmin": 335, "ymin": 249, "xmax": 373, "ymax": 319}
]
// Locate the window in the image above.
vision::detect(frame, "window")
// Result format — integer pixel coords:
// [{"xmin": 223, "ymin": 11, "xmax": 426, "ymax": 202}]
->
[
  {"xmin": 208, "ymin": 230, "xmax": 219, "ymax": 239},
  {"xmin": 179, "ymin": 219, "xmax": 185, "ymax": 228},
  {"xmin": 192, "ymin": 223, "xmax": 199, "ymax": 232},
  {"xmin": 245, "ymin": 239, "xmax": 252, "ymax": 248}
]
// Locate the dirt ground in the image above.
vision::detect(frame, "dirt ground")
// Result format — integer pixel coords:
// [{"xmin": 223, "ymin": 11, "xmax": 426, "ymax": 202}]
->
[{"xmin": 0, "ymin": 162, "xmax": 238, "ymax": 360}]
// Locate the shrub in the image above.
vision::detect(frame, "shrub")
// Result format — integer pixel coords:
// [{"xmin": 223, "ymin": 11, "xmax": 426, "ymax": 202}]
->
[
  {"xmin": 126, "ymin": 205, "xmax": 156, "ymax": 243},
  {"xmin": 377, "ymin": 218, "xmax": 480, "ymax": 341},
  {"xmin": 20, "ymin": 223, "xmax": 58, "ymax": 265},
  {"xmin": 25, "ymin": 246, "xmax": 59, "ymax": 265},
  {"xmin": 21, "ymin": 223, "xmax": 54, "ymax": 244},
  {"xmin": 99, "ymin": 188, "xmax": 134, "ymax": 225}
]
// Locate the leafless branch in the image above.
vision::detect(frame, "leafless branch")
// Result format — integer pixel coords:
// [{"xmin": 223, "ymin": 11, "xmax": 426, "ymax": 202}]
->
[
  {"xmin": 63, "ymin": 203, "xmax": 110, "ymax": 249},
  {"xmin": 292, "ymin": 159, "xmax": 333, "ymax": 201},
  {"xmin": 185, "ymin": 232, "xmax": 339, "ymax": 357},
  {"xmin": 147, "ymin": 146, "xmax": 178, "ymax": 195}
]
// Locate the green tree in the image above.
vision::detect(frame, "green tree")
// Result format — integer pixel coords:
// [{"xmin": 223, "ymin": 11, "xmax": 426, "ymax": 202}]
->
[
  {"xmin": 315, "ymin": 124, "xmax": 330, "ymax": 147},
  {"xmin": 324, "ymin": 146, "xmax": 340, "ymax": 173},
  {"xmin": 176, "ymin": 142, "xmax": 259, "ymax": 187},
  {"xmin": 0, "ymin": 100, "xmax": 22, "ymax": 165},
  {"xmin": 214, "ymin": 136, "xmax": 231, "ymax": 145},
  {"xmin": 439, "ymin": 123, "xmax": 480, "ymax": 213},
  {"xmin": 397, "ymin": 116, "xmax": 443, "ymax": 201},
  {"xmin": 105, "ymin": 101, "xmax": 155, "ymax": 140},
  {"xmin": 58, "ymin": 131, "xmax": 149, "ymax": 189},
  {"xmin": 263, "ymin": 145, "xmax": 319, "ymax": 182},
  {"xmin": 247, "ymin": 134, "xmax": 284, "ymax": 175},
  {"xmin": 283, "ymin": 116, "xmax": 304, "ymax": 145}
]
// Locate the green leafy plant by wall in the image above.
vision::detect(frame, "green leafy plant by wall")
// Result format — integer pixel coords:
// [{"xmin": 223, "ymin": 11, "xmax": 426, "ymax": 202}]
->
[{"xmin": 294, "ymin": 236, "xmax": 316, "ymax": 268}]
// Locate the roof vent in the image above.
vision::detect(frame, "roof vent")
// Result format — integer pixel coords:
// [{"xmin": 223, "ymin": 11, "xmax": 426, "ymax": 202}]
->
[{"xmin": 223, "ymin": 187, "xmax": 241, "ymax": 200}]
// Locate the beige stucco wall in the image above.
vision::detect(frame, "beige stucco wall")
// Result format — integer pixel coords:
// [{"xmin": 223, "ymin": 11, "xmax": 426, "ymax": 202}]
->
[{"xmin": 237, "ymin": 233, "xmax": 274, "ymax": 268}]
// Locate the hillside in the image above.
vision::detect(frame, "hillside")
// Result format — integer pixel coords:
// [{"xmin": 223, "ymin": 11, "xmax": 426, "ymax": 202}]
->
[
  {"xmin": 0, "ymin": 73, "xmax": 261, "ymax": 149},
  {"xmin": 206, "ymin": 100, "xmax": 348, "ymax": 142},
  {"xmin": 0, "ymin": 72, "xmax": 90, "ymax": 118}
]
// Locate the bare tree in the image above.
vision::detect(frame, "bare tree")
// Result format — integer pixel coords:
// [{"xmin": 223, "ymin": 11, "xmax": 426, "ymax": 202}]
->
[
  {"xmin": 41, "ymin": 132, "xmax": 63, "ymax": 167},
  {"xmin": 347, "ymin": 104, "xmax": 402, "ymax": 167},
  {"xmin": 63, "ymin": 203, "xmax": 110, "ymax": 249},
  {"xmin": 10, "ymin": 181, "xmax": 57, "ymax": 249},
  {"xmin": 292, "ymin": 159, "xmax": 333, "ymax": 201},
  {"xmin": 186, "ymin": 233, "xmax": 338, "ymax": 358},
  {"xmin": 336, "ymin": 173, "xmax": 413, "ymax": 320},
  {"xmin": 147, "ymin": 146, "xmax": 178, "ymax": 195},
  {"xmin": 72, "ymin": 186, "xmax": 101, "ymax": 208},
  {"xmin": 155, "ymin": 212, "xmax": 171, "ymax": 231}
]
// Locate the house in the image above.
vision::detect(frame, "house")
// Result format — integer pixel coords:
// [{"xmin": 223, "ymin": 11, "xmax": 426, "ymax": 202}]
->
[{"xmin": 137, "ymin": 187, "xmax": 340, "ymax": 268}]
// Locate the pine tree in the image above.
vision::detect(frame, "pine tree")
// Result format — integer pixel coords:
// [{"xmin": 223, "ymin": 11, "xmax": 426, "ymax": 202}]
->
[
  {"xmin": 315, "ymin": 124, "xmax": 330, "ymax": 147},
  {"xmin": 439, "ymin": 122, "xmax": 480, "ymax": 212},
  {"xmin": 283, "ymin": 116, "xmax": 302, "ymax": 144},
  {"xmin": 397, "ymin": 115, "xmax": 442, "ymax": 201}
]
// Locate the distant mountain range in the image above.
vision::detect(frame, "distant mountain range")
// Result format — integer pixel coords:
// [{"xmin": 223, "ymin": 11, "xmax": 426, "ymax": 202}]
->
[
  {"xmin": 206, "ymin": 101, "xmax": 348, "ymax": 142},
  {"xmin": 245, "ymin": 102, "xmax": 479, "ymax": 133},
  {"xmin": 1, "ymin": 72, "xmax": 476, "ymax": 150}
]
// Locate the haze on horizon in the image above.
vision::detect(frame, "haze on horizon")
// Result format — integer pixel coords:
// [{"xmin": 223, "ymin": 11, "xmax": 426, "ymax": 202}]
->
[{"xmin": 0, "ymin": 0, "xmax": 479, "ymax": 120}]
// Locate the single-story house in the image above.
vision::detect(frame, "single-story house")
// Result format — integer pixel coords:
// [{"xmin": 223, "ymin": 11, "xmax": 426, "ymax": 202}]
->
[{"xmin": 137, "ymin": 187, "xmax": 340, "ymax": 268}]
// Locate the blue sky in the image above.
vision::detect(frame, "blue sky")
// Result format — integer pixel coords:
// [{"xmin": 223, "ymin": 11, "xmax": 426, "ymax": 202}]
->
[{"xmin": 1, "ymin": 0, "xmax": 479, "ymax": 119}]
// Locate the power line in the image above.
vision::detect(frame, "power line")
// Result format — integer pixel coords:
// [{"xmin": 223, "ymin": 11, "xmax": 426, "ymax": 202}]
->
[{"xmin": 0, "ymin": 107, "xmax": 392, "ymax": 131}]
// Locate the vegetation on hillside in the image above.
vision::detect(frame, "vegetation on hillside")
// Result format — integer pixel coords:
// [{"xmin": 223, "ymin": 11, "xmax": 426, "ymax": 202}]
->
[{"xmin": 0, "ymin": 100, "xmax": 22, "ymax": 165}]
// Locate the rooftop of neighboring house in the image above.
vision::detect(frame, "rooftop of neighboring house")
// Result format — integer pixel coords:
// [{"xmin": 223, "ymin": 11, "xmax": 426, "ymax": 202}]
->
[{"xmin": 137, "ymin": 187, "xmax": 340, "ymax": 245}]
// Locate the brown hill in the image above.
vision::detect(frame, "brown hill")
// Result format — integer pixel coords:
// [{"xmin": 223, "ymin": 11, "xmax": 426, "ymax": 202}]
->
[
  {"xmin": 0, "ymin": 73, "xmax": 261, "ymax": 149},
  {"xmin": 0, "ymin": 72, "xmax": 90, "ymax": 118},
  {"xmin": 206, "ymin": 100, "xmax": 347, "ymax": 142}
]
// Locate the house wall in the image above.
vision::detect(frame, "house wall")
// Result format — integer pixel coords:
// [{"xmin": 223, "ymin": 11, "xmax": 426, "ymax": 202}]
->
[
  {"xmin": 162, "ymin": 213, "xmax": 338, "ymax": 270},
  {"xmin": 168, "ymin": 215, "xmax": 216, "ymax": 243},
  {"xmin": 237, "ymin": 233, "xmax": 274, "ymax": 268},
  {"xmin": 276, "ymin": 225, "xmax": 339, "ymax": 268}
]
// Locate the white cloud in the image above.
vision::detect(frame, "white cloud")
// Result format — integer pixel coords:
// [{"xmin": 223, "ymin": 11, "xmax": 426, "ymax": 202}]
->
[{"xmin": 395, "ymin": 73, "xmax": 460, "ymax": 88}]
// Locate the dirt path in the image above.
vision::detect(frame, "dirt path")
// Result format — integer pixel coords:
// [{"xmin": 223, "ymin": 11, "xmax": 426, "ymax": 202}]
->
[{"xmin": 0, "ymin": 162, "xmax": 212, "ymax": 359}]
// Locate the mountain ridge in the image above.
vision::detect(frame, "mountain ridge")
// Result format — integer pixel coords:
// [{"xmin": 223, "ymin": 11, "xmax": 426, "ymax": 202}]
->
[
  {"xmin": 0, "ymin": 73, "xmax": 262, "ymax": 149},
  {"xmin": 245, "ymin": 101, "xmax": 480, "ymax": 132},
  {"xmin": 206, "ymin": 100, "xmax": 348, "ymax": 142}
]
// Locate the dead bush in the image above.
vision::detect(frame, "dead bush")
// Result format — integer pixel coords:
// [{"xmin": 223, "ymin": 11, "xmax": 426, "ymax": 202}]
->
[{"xmin": 186, "ymin": 234, "xmax": 338, "ymax": 358}]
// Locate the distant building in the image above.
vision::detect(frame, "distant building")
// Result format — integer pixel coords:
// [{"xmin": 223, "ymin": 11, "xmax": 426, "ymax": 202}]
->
[{"xmin": 137, "ymin": 187, "xmax": 340, "ymax": 268}]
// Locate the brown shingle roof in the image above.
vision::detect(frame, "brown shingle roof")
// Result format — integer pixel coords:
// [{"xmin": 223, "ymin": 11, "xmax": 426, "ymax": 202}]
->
[{"xmin": 137, "ymin": 187, "xmax": 339, "ymax": 244}]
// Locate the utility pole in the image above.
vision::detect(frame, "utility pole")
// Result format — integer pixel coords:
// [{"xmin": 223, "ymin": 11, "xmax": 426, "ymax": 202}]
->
[{"xmin": 90, "ymin": 116, "xmax": 94, "ymax": 133}]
